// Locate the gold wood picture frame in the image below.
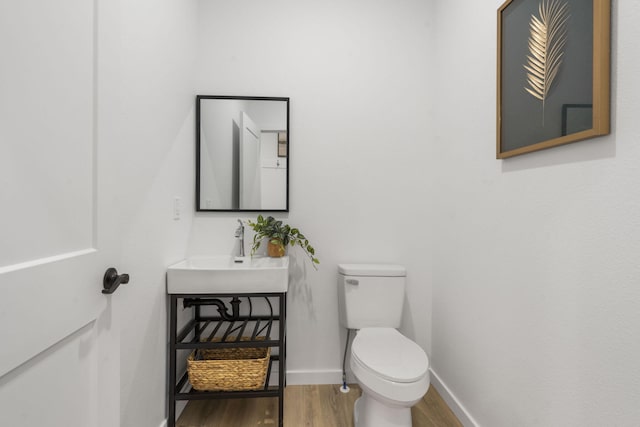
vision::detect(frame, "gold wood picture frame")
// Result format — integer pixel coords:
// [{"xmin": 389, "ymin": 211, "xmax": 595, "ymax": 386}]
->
[{"xmin": 497, "ymin": 0, "xmax": 611, "ymax": 159}]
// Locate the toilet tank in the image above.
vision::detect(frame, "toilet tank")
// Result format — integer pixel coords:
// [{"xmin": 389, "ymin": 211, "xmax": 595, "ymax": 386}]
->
[{"xmin": 337, "ymin": 263, "xmax": 406, "ymax": 329}]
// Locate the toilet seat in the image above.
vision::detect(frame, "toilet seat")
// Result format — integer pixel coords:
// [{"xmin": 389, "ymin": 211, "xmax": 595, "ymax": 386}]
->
[
  {"xmin": 350, "ymin": 328, "xmax": 430, "ymax": 406},
  {"xmin": 352, "ymin": 328, "xmax": 429, "ymax": 383}
]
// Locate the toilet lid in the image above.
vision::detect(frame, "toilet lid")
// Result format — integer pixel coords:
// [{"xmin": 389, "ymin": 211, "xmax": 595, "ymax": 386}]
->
[{"xmin": 351, "ymin": 328, "xmax": 429, "ymax": 383}]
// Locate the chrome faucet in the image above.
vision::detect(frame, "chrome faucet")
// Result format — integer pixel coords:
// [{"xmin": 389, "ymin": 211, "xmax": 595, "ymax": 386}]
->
[{"xmin": 235, "ymin": 219, "xmax": 245, "ymax": 257}]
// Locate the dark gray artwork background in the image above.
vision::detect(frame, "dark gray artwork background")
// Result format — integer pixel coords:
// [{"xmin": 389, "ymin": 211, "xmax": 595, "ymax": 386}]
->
[{"xmin": 501, "ymin": 0, "xmax": 593, "ymax": 152}]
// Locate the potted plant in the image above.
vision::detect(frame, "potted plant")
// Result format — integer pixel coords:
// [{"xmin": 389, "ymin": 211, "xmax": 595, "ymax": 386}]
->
[{"xmin": 247, "ymin": 215, "xmax": 320, "ymax": 268}]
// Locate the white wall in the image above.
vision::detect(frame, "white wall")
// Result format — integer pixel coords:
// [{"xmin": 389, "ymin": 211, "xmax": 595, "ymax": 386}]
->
[
  {"xmin": 98, "ymin": 1, "xmax": 198, "ymax": 426},
  {"xmin": 191, "ymin": 0, "xmax": 435, "ymax": 383},
  {"xmin": 432, "ymin": 1, "xmax": 640, "ymax": 425}
]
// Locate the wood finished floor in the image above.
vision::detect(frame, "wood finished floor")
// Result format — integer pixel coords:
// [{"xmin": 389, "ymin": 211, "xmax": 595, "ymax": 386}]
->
[{"xmin": 176, "ymin": 384, "xmax": 462, "ymax": 427}]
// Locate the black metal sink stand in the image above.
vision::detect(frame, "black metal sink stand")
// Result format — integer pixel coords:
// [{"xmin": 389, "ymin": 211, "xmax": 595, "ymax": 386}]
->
[{"xmin": 167, "ymin": 292, "xmax": 287, "ymax": 427}]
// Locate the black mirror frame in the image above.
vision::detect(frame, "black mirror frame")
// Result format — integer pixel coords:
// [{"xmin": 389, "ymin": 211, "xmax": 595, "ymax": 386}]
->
[{"xmin": 196, "ymin": 95, "xmax": 290, "ymax": 212}]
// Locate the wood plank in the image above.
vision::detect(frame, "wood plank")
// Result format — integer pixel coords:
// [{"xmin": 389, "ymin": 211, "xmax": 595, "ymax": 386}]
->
[{"xmin": 176, "ymin": 384, "xmax": 462, "ymax": 426}]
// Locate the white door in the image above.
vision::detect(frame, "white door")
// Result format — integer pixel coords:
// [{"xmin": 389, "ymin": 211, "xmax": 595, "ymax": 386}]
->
[
  {"xmin": 258, "ymin": 132, "xmax": 287, "ymax": 209},
  {"xmin": 261, "ymin": 165, "xmax": 288, "ymax": 210},
  {"xmin": 239, "ymin": 111, "xmax": 262, "ymax": 209},
  {"xmin": 0, "ymin": 1, "xmax": 120, "ymax": 427}
]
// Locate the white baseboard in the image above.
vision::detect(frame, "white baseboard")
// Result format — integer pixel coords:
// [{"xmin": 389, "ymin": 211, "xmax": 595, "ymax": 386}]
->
[
  {"xmin": 157, "ymin": 420, "xmax": 167, "ymax": 427},
  {"xmin": 429, "ymin": 368, "xmax": 479, "ymax": 427},
  {"xmin": 286, "ymin": 369, "xmax": 343, "ymax": 385}
]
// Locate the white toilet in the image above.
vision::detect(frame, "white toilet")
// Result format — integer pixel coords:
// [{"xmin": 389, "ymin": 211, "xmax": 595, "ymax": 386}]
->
[{"xmin": 337, "ymin": 264, "xmax": 430, "ymax": 427}]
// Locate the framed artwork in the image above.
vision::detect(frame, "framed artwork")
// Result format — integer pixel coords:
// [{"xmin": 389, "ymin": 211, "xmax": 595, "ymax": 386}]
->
[{"xmin": 497, "ymin": 0, "xmax": 610, "ymax": 159}]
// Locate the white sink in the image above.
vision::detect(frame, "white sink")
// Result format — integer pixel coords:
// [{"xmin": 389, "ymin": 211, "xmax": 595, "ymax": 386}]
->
[{"xmin": 167, "ymin": 255, "xmax": 289, "ymax": 294}]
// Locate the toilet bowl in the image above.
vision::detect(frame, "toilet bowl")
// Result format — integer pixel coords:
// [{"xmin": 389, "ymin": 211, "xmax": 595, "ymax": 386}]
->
[{"xmin": 350, "ymin": 328, "xmax": 430, "ymax": 427}]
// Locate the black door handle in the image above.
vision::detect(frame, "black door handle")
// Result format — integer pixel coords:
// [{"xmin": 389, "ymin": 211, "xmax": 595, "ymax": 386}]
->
[{"xmin": 102, "ymin": 267, "xmax": 130, "ymax": 294}]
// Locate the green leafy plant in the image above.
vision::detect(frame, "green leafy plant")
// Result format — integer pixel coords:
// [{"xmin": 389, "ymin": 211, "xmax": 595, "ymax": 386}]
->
[{"xmin": 247, "ymin": 215, "xmax": 320, "ymax": 269}]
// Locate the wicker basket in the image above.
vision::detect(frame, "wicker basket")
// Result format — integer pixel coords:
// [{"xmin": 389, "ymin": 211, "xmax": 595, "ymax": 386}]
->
[{"xmin": 187, "ymin": 336, "xmax": 270, "ymax": 391}]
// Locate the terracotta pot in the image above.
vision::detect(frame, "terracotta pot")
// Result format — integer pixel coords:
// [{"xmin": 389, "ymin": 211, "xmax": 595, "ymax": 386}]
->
[{"xmin": 267, "ymin": 240, "xmax": 286, "ymax": 257}]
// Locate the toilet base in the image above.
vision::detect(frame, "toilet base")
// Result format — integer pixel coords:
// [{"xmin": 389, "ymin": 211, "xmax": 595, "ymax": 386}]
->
[{"xmin": 354, "ymin": 393, "xmax": 412, "ymax": 427}]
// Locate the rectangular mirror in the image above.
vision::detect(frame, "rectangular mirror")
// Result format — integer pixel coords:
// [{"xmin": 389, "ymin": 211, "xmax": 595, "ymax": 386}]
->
[{"xmin": 196, "ymin": 95, "xmax": 289, "ymax": 211}]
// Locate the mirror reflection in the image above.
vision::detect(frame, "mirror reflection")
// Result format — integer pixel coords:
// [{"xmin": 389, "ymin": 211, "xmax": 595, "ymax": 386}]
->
[{"xmin": 196, "ymin": 96, "xmax": 289, "ymax": 211}]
